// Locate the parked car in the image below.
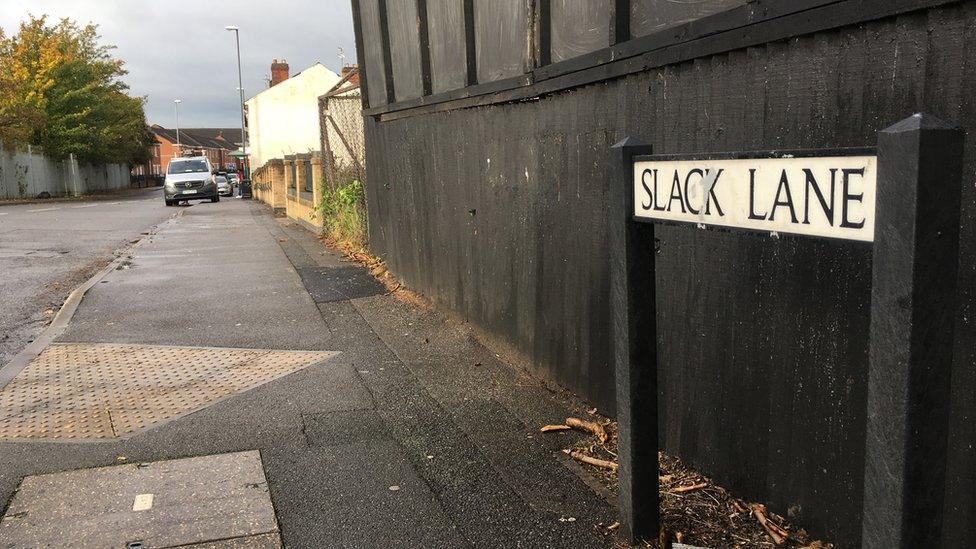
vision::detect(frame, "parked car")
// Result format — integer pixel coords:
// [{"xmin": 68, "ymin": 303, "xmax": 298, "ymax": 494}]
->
[
  {"xmin": 163, "ymin": 156, "xmax": 219, "ymax": 206},
  {"xmin": 227, "ymin": 172, "xmax": 240, "ymax": 193},
  {"xmin": 215, "ymin": 175, "xmax": 233, "ymax": 196}
]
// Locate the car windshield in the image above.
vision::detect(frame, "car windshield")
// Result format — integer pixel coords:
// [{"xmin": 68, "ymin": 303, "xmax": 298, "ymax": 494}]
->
[
  {"xmin": 215, "ymin": 176, "xmax": 227, "ymax": 183},
  {"xmin": 167, "ymin": 160, "xmax": 208, "ymax": 174}
]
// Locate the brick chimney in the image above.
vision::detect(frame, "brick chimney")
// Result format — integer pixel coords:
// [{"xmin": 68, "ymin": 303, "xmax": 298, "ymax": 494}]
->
[
  {"xmin": 270, "ymin": 59, "xmax": 289, "ymax": 87},
  {"xmin": 340, "ymin": 65, "xmax": 359, "ymax": 85}
]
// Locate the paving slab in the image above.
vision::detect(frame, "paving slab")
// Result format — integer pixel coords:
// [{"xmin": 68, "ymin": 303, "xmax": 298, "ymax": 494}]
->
[
  {"xmin": 0, "ymin": 451, "xmax": 281, "ymax": 548},
  {"xmin": 296, "ymin": 266, "xmax": 386, "ymax": 303},
  {"xmin": 265, "ymin": 441, "xmax": 466, "ymax": 548}
]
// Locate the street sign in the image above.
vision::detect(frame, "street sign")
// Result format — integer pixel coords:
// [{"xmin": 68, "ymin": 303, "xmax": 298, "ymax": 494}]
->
[
  {"xmin": 632, "ymin": 151, "xmax": 877, "ymax": 242},
  {"xmin": 611, "ymin": 114, "xmax": 964, "ymax": 548}
]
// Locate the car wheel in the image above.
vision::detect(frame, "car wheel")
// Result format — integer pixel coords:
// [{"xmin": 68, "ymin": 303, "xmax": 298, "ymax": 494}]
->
[{"xmin": 165, "ymin": 200, "xmax": 174, "ymax": 207}]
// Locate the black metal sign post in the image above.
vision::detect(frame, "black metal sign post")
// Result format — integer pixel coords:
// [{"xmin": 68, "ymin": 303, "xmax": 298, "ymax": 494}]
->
[
  {"xmin": 861, "ymin": 114, "xmax": 964, "ymax": 548},
  {"xmin": 609, "ymin": 137, "xmax": 659, "ymax": 544},
  {"xmin": 610, "ymin": 114, "xmax": 963, "ymax": 547}
]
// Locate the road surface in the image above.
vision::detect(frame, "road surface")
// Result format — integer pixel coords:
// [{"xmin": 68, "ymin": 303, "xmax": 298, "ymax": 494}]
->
[{"xmin": 0, "ymin": 189, "xmax": 170, "ymax": 365}]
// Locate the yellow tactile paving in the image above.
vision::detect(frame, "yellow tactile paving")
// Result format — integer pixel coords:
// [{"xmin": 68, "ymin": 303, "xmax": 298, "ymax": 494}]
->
[{"xmin": 0, "ymin": 343, "xmax": 336, "ymax": 440}]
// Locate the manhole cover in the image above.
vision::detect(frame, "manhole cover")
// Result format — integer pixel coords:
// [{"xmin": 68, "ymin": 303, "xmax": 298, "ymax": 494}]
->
[
  {"xmin": 0, "ymin": 343, "xmax": 337, "ymax": 440},
  {"xmin": 0, "ymin": 451, "xmax": 282, "ymax": 548}
]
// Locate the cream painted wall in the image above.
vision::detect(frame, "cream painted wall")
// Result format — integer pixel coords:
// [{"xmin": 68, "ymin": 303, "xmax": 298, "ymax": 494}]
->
[{"xmin": 245, "ymin": 63, "xmax": 340, "ymax": 169}]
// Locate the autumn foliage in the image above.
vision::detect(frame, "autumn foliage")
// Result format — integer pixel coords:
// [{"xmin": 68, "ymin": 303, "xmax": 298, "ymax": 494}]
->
[{"xmin": 0, "ymin": 15, "xmax": 153, "ymax": 164}]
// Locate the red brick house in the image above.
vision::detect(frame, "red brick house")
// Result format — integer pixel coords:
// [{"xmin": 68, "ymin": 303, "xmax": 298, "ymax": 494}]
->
[{"xmin": 148, "ymin": 125, "xmax": 242, "ymax": 173}]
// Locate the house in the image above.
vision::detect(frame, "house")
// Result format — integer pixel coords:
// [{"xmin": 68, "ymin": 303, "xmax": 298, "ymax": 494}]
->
[
  {"xmin": 244, "ymin": 60, "xmax": 341, "ymax": 170},
  {"xmin": 245, "ymin": 60, "xmax": 343, "ymax": 233},
  {"xmin": 148, "ymin": 125, "xmax": 241, "ymax": 172}
]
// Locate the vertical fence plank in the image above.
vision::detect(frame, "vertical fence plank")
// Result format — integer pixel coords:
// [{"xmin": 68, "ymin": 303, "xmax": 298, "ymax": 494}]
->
[
  {"xmin": 377, "ymin": 0, "xmax": 396, "ymax": 104},
  {"xmin": 862, "ymin": 113, "xmax": 965, "ymax": 548},
  {"xmin": 536, "ymin": 0, "xmax": 551, "ymax": 67},
  {"xmin": 611, "ymin": 0, "xmax": 631, "ymax": 44},
  {"xmin": 609, "ymin": 137, "xmax": 659, "ymax": 544},
  {"xmin": 351, "ymin": 0, "xmax": 370, "ymax": 109},
  {"xmin": 417, "ymin": 0, "xmax": 433, "ymax": 95},
  {"xmin": 462, "ymin": 0, "xmax": 477, "ymax": 86}
]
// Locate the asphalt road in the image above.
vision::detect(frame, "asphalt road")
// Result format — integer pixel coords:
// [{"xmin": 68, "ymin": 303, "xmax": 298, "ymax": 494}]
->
[{"xmin": 0, "ymin": 188, "xmax": 171, "ymax": 366}]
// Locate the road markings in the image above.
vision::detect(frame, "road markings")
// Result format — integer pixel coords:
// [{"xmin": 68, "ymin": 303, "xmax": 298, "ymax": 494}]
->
[
  {"xmin": 71, "ymin": 204, "xmax": 98, "ymax": 209},
  {"xmin": 27, "ymin": 207, "xmax": 59, "ymax": 212}
]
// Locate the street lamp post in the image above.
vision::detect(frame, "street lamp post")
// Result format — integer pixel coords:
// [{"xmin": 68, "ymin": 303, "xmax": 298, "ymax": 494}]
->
[
  {"xmin": 173, "ymin": 99, "xmax": 183, "ymax": 157},
  {"xmin": 225, "ymin": 25, "xmax": 247, "ymax": 197}
]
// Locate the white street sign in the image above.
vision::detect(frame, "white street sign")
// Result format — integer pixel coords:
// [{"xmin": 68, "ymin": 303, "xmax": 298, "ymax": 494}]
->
[{"xmin": 632, "ymin": 154, "xmax": 877, "ymax": 241}]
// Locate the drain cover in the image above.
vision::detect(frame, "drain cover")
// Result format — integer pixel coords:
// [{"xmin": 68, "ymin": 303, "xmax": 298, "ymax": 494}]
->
[
  {"xmin": 0, "ymin": 451, "xmax": 282, "ymax": 548},
  {"xmin": 0, "ymin": 343, "xmax": 337, "ymax": 440}
]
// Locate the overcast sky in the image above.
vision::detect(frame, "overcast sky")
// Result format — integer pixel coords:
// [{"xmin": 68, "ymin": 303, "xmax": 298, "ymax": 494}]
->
[{"xmin": 0, "ymin": 0, "xmax": 357, "ymax": 128}]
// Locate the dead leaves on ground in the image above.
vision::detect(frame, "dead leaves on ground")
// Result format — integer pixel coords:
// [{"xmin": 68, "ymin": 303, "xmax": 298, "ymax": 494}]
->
[
  {"xmin": 540, "ymin": 416, "xmax": 830, "ymax": 548},
  {"xmin": 319, "ymin": 235, "xmax": 428, "ymax": 309}
]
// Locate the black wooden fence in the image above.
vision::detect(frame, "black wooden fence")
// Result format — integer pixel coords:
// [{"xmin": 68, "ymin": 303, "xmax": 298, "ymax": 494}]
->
[{"xmin": 352, "ymin": 1, "xmax": 976, "ymax": 546}]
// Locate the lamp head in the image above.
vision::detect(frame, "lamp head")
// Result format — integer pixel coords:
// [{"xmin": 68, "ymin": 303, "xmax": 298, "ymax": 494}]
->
[{"xmin": 225, "ymin": 25, "xmax": 238, "ymax": 31}]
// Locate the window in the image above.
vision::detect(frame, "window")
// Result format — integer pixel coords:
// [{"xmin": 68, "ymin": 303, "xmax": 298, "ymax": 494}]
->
[{"xmin": 168, "ymin": 159, "xmax": 208, "ymax": 174}]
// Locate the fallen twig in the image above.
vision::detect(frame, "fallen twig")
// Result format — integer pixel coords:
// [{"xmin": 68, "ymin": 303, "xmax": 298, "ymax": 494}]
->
[
  {"xmin": 562, "ymin": 449, "xmax": 618, "ymax": 471},
  {"xmin": 671, "ymin": 482, "xmax": 709, "ymax": 494},
  {"xmin": 540, "ymin": 424, "xmax": 571, "ymax": 433},
  {"xmin": 565, "ymin": 417, "xmax": 608, "ymax": 443},
  {"xmin": 751, "ymin": 503, "xmax": 789, "ymax": 545}
]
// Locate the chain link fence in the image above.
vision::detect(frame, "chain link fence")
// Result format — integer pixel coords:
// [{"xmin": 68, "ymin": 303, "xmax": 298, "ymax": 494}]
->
[{"xmin": 319, "ymin": 68, "xmax": 367, "ymax": 245}]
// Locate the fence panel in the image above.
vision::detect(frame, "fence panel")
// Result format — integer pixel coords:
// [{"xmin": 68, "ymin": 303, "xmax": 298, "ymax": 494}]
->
[
  {"xmin": 427, "ymin": 0, "xmax": 468, "ymax": 93},
  {"xmin": 0, "ymin": 144, "xmax": 129, "ymax": 199},
  {"xmin": 551, "ymin": 0, "xmax": 611, "ymax": 63},
  {"xmin": 321, "ymin": 75, "xmax": 368, "ymax": 243},
  {"xmin": 387, "ymin": 0, "xmax": 424, "ymax": 101}
]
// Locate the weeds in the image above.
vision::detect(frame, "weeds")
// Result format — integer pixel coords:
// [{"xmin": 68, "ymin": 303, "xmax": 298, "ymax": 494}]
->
[{"xmin": 317, "ymin": 164, "xmax": 367, "ymax": 249}]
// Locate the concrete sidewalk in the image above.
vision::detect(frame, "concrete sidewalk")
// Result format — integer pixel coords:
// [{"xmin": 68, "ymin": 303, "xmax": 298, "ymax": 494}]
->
[{"xmin": 0, "ymin": 200, "xmax": 615, "ymax": 548}]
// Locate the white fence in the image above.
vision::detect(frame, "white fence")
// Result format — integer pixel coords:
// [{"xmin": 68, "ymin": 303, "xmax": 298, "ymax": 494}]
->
[{"xmin": 0, "ymin": 144, "xmax": 130, "ymax": 199}]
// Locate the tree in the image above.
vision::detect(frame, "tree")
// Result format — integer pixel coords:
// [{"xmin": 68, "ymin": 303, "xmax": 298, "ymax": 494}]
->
[{"xmin": 0, "ymin": 15, "xmax": 152, "ymax": 164}]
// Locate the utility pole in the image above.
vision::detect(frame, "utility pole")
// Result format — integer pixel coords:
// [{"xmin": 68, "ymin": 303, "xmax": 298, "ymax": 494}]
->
[
  {"xmin": 225, "ymin": 25, "xmax": 248, "ymax": 191},
  {"xmin": 174, "ymin": 99, "xmax": 183, "ymax": 157}
]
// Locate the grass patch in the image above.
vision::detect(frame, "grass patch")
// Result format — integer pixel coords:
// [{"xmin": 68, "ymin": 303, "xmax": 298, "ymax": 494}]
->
[{"xmin": 316, "ymin": 165, "xmax": 367, "ymax": 249}]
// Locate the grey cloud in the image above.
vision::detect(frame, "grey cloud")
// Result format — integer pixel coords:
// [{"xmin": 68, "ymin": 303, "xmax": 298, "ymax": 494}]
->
[{"xmin": 0, "ymin": 0, "xmax": 356, "ymax": 127}]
